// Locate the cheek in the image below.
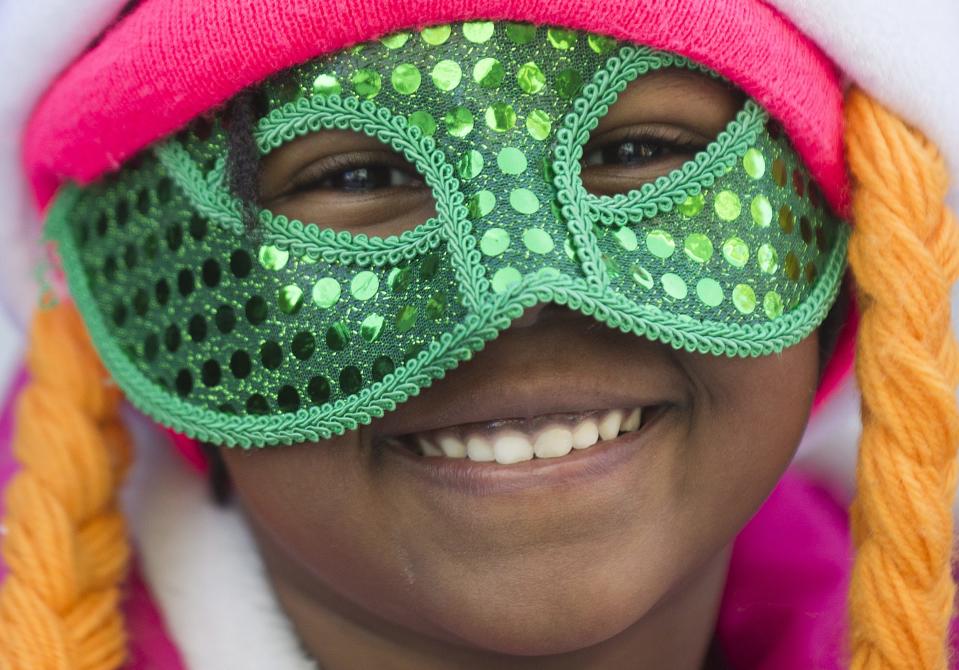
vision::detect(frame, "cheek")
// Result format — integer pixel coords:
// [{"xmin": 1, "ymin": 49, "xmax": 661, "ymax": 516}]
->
[
  {"xmin": 670, "ymin": 334, "xmax": 820, "ymax": 546},
  {"xmin": 222, "ymin": 438, "xmax": 427, "ymax": 626}
]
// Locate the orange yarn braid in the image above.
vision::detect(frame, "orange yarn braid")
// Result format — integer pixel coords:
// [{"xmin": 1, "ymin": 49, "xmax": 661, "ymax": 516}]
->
[
  {"xmin": 0, "ymin": 302, "xmax": 131, "ymax": 670},
  {"xmin": 847, "ymin": 88, "xmax": 959, "ymax": 670}
]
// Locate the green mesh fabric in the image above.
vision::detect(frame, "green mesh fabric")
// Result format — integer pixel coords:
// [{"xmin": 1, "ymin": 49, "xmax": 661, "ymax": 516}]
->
[{"xmin": 45, "ymin": 22, "xmax": 848, "ymax": 447}]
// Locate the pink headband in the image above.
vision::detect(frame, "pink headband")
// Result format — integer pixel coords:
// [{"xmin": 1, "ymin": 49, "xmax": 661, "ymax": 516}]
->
[{"xmin": 23, "ymin": 0, "xmax": 849, "ymax": 215}]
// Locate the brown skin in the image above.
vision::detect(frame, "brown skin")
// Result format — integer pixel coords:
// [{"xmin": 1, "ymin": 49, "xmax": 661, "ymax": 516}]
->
[{"xmin": 221, "ymin": 69, "xmax": 822, "ymax": 669}]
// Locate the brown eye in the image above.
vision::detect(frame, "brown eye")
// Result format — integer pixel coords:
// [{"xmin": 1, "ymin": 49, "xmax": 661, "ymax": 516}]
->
[
  {"xmin": 289, "ymin": 159, "xmax": 424, "ymax": 195},
  {"xmin": 260, "ymin": 130, "xmax": 437, "ymax": 238},
  {"xmin": 583, "ymin": 139, "xmax": 678, "ymax": 168}
]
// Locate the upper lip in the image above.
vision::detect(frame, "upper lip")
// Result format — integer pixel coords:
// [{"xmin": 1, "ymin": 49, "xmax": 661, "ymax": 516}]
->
[{"xmin": 368, "ymin": 306, "xmax": 686, "ymax": 439}]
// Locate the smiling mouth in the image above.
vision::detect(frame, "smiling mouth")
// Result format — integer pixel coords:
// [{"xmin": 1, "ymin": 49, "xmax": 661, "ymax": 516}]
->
[{"xmin": 378, "ymin": 406, "xmax": 662, "ymax": 466}]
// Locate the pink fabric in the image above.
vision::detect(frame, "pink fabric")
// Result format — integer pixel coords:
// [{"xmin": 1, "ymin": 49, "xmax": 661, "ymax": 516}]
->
[
  {"xmin": 23, "ymin": 0, "xmax": 848, "ymax": 216},
  {"xmin": 0, "ymin": 366, "xmax": 27, "ymax": 582},
  {"xmin": 123, "ymin": 559, "xmax": 187, "ymax": 670}
]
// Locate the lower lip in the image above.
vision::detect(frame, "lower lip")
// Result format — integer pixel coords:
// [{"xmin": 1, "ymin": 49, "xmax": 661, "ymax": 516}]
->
[{"xmin": 378, "ymin": 410, "xmax": 665, "ymax": 496}]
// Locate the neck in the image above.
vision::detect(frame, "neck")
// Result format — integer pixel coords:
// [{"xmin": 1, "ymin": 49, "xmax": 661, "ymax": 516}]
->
[{"xmin": 252, "ymin": 519, "xmax": 731, "ymax": 670}]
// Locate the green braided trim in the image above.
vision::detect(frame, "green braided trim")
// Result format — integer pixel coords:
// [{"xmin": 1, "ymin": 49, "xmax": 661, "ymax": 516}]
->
[
  {"xmin": 47, "ymin": 176, "xmax": 849, "ymax": 448},
  {"xmin": 553, "ymin": 45, "xmax": 767, "ymax": 230}
]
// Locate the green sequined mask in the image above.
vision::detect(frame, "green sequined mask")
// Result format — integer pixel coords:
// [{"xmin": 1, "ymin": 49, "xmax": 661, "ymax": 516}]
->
[{"xmin": 44, "ymin": 22, "xmax": 848, "ymax": 447}]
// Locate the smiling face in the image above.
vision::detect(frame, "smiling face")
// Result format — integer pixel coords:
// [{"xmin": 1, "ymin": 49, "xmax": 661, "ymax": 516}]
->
[
  {"xmin": 45, "ymin": 21, "xmax": 843, "ymax": 667},
  {"xmin": 219, "ymin": 41, "xmax": 822, "ymax": 668}
]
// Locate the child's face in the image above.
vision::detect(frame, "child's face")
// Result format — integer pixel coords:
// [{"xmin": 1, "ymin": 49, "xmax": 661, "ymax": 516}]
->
[{"xmin": 221, "ymin": 69, "xmax": 821, "ymax": 657}]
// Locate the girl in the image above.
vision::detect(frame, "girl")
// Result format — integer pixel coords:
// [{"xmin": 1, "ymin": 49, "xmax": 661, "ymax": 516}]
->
[{"xmin": 1, "ymin": 1, "xmax": 958, "ymax": 668}]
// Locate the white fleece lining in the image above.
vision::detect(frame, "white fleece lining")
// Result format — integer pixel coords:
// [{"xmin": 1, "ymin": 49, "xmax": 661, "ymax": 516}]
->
[{"xmin": 122, "ymin": 410, "xmax": 317, "ymax": 670}]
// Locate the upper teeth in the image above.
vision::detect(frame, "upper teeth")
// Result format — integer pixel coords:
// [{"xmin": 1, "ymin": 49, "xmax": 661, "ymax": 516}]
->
[{"xmin": 407, "ymin": 408, "xmax": 644, "ymax": 465}]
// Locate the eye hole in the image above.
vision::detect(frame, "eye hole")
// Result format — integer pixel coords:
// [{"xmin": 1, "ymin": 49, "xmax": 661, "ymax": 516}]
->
[
  {"xmin": 580, "ymin": 126, "xmax": 707, "ymax": 196},
  {"xmin": 578, "ymin": 68, "xmax": 744, "ymax": 197},
  {"xmin": 259, "ymin": 129, "xmax": 436, "ymax": 237}
]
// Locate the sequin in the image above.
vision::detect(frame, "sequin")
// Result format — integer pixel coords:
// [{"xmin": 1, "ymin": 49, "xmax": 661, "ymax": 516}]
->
[
  {"xmin": 291, "ymin": 331, "xmax": 316, "ymax": 360},
  {"xmin": 230, "ymin": 249, "xmax": 252, "ymax": 278},
  {"xmin": 246, "ymin": 395, "xmax": 270, "ymax": 415},
  {"xmin": 164, "ymin": 325, "xmax": 181, "ymax": 352},
  {"xmin": 772, "ymin": 158, "xmax": 788, "ymax": 187},
  {"xmin": 492, "ymin": 267, "xmax": 522, "ymax": 293},
  {"xmin": 260, "ymin": 341, "xmax": 283, "ymax": 369},
  {"xmin": 444, "ymin": 106, "xmax": 474, "ymax": 137},
  {"xmin": 457, "ymin": 150, "xmax": 485, "ymax": 180},
  {"xmin": 784, "ymin": 251, "xmax": 800, "ymax": 281},
  {"xmin": 480, "ymin": 227, "xmax": 510, "ymax": 256},
  {"xmin": 350, "ymin": 271, "xmax": 379, "ymax": 301},
  {"xmin": 714, "ymin": 191, "xmax": 742, "ymax": 222},
  {"xmin": 407, "ymin": 110, "xmax": 437, "ymax": 136},
  {"xmin": 188, "ymin": 315, "xmax": 207, "ymax": 342},
  {"xmin": 603, "ymin": 254, "xmax": 621, "ymax": 277},
  {"xmin": 646, "ymin": 230, "xmax": 676, "ymax": 259},
  {"xmin": 696, "ymin": 278, "xmax": 724, "ymax": 307},
  {"xmin": 661, "ymin": 273, "xmax": 688, "ymax": 300},
  {"xmin": 517, "ymin": 62, "xmax": 546, "ymax": 94},
  {"xmin": 683, "ymin": 233, "xmax": 713, "ymax": 263},
  {"xmin": 380, "ymin": 32, "xmax": 411, "ymax": 49},
  {"xmin": 340, "ymin": 366, "xmax": 363, "ymax": 394},
  {"xmin": 805, "ymin": 262, "xmax": 818, "ymax": 283},
  {"xmin": 175, "ymin": 370, "xmax": 193, "ymax": 397},
  {"xmin": 431, "ymin": 60, "xmax": 462, "ymax": 91},
  {"xmin": 497, "ymin": 147, "xmax": 528, "ymax": 174},
  {"xmin": 372, "ymin": 356, "xmax": 396, "ymax": 381},
  {"xmin": 258, "ymin": 245, "xmax": 289, "ymax": 271},
  {"xmin": 421, "ymin": 25, "xmax": 452, "ymax": 45},
  {"xmin": 473, "ymin": 57, "xmax": 505, "ymax": 88},
  {"xmin": 555, "ymin": 69, "xmax": 584, "ymax": 99},
  {"xmin": 631, "ymin": 264, "xmax": 654, "ymax": 289},
  {"xmin": 391, "ymin": 64, "xmax": 422, "ymax": 95},
  {"xmin": 245, "ymin": 296, "xmax": 268, "ymax": 325},
  {"xmin": 732, "ymin": 284, "xmax": 756, "ymax": 314},
  {"xmin": 485, "ymin": 103, "xmax": 517, "ymax": 132},
  {"xmin": 420, "ymin": 253, "xmax": 441, "ymax": 279},
  {"xmin": 678, "ymin": 193, "xmax": 705, "ymax": 217},
  {"xmin": 522, "ymin": 228, "xmax": 554, "ymax": 254},
  {"xmin": 564, "ymin": 235, "xmax": 576, "ymax": 260},
  {"xmin": 743, "ymin": 148, "xmax": 766, "ymax": 180},
  {"xmin": 230, "ymin": 351, "xmax": 252, "ymax": 379},
  {"xmin": 463, "ymin": 21, "xmax": 495, "ymax": 43},
  {"xmin": 307, "ymin": 376, "xmax": 331, "ymax": 404},
  {"xmin": 312, "ymin": 277, "xmax": 341, "ymax": 309},
  {"xmin": 278, "ymin": 285, "xmax": 304, "ymax": 314},
  {"xmin": 722, "ymin": 237, "xmax": 749, "ymax": 268},
  {"xmin": 750, "ymin": 195, "xmax": 772, "ymax": 228},
  {"xmin": 547, "ymin": 28, "xmax": 576, "ymax": 50},
  {"xmin": 588, "ymin": 34, "xmax": 618, "ymax": 54},
  {"xmin": 388, "ymin": 266, "xmax": 412, "ymax": 292},
  {"xmin": 800, "ymin": 216, "xmax": 813, "ymax": 245},
  {"xmin": 510, "ymin": 188, "xmax": 540, "ymax": 214},
  {"xmin": 613, "ymin": 227, "xmax": 638, "ymax": 251},
  {"xmin": 277, "ymin": 386, "xmax": 300, "ymax": 412},
  {"xmin": 526, "ymin": 110, "xmax": 552, "ymax": 141},
  {"xmin": 757, "ymin": 244, "xmax": 779, "ymax": 274},
  {"xmin": 793, "ymin": 170, "xmax": 805, "ymax": 198},
  {"xmin": 395, "ymin": 305, "xmax": 418, "ymax": 333},
  {"xmin": 426, "ymin": 294, "xmax": 447, "ymax": 319},
  {"xmin": 779, "ymin": 205, "xmax": 794, "ymax": 233},
  {"xmin": 468, "ymin": 190, "xmax": 497, "ymax": 219},
  {"xmin": 764, "ymin": 291, "xmax": 784, "ymax": 319},
  {"xmin": 312, "ymin": 73, "xmax": 341, "ymax": 96},
  {"xmin": 323, "ymin": 322, "xmax": 348, "ymax": 351},
  {"xmin": 506, "ymin": 23, "xmax": 537, "ymax": 44},
  {"xmin": 351, "ymin": 69, "xmax": 382, "ymax": 98}
]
